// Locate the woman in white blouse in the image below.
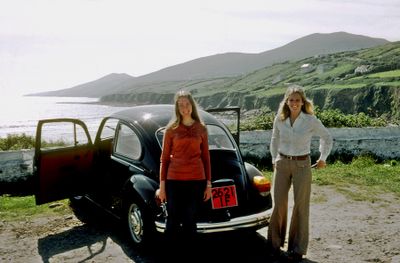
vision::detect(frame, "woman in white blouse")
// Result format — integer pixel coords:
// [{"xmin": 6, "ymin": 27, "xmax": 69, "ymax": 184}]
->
[{"xmin": 267, "ymin": 85, "xmax": 333, "ymax": 262}]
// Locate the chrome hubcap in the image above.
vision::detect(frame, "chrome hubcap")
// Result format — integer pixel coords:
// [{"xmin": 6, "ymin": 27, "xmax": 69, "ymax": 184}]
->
[{"xmin": 128, "ymin": 203, "xmax": 143, "ymax": 243}]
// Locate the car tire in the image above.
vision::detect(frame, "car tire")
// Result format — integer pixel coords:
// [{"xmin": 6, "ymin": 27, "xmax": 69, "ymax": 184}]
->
[{"xmin": 124, "ymin": 198, "xmax": 155, "ymax": 248}]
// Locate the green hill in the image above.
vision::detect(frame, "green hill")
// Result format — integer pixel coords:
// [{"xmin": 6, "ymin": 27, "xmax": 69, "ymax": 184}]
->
[
  {"xmin": 101, "ymin": 41, "xmax": 400, "ymax": 121},
  {"xmin": 28, "ymin": 32, "xmax": 388, "ymax": 98}
]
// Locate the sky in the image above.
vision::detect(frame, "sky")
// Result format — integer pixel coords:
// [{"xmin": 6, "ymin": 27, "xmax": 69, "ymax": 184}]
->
[{"xmin": 1, "ymin": 0, "xmax": 399, "ymax": 97}]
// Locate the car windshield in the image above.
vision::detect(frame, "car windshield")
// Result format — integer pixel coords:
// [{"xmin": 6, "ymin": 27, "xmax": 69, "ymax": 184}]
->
[{"xmin": 156, "ymin": 124, "xmax": 234, "ymax": 150}]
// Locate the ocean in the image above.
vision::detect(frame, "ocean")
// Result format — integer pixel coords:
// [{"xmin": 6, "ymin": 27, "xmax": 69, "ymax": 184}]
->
[{"xmin": 0, "ymin": 96, "xmax": 128, "ymax": 139}]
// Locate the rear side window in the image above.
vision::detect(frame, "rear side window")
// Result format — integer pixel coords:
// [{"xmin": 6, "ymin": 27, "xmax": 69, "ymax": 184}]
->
[{"xmin": 115, "ymin": 124, "xmax": 142, "ymax": 160}]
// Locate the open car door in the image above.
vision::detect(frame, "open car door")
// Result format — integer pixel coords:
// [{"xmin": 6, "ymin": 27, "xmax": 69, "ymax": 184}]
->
[{"xmin": 34, "ymin": 118, "xmax": 94, "ymax": 205}]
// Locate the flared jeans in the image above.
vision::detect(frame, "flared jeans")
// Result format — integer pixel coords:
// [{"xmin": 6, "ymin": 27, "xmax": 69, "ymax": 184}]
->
[{"xmin": 267, "ymin": 156, "xmax": 312, "ymax": 255}]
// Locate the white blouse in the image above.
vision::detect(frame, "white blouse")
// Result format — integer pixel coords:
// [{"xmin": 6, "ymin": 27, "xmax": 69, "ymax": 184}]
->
[{"xmin": 270, "ymin": 111, "xmax": 333, "ymax": 164}]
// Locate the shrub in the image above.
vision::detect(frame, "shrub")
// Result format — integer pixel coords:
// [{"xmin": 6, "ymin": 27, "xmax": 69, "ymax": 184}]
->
[
  {"xmin": 315, "ymin": 108, "xmax": 388, "ymax": 128},
  {"xmin": 241, "ymin": 107, "xmax": 275, "ymax": 131},
  {"xmin": 240, "ymin": 106, "xmax": 389, "ymax": 130},
  {"xmin": 0, "ymin": 134, "xmax": 35, "ymax": 151},
  {"xmin": 0, "ymin": 134, "xmax": 67, "ymax": 151}
]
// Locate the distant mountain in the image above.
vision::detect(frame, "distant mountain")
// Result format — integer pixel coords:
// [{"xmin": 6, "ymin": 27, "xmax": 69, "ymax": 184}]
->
[
  {"xmin": 27, "ymin": 73, "xmax": 135, "ymax": 98},
  {"xmin": 29, "ymin": 32, "xmax": 389, "ymax": 98},
  {"xmin": 133, "ymin": 32, "xmax": 389, "ymax": 83}
]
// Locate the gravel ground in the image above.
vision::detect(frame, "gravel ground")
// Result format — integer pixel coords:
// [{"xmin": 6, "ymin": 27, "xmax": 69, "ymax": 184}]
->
[{"xmin": 1, "ymin": 184, "xmax": 400, "ymax": 263}]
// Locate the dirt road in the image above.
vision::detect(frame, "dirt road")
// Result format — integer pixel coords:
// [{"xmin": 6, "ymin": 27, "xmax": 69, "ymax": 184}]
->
[{"xmin": 1, "ymin": 185, "xmax": 400, "ymax": 263}]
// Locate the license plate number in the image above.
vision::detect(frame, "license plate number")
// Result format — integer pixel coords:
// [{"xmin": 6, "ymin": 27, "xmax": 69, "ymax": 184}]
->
[{"xmin": 211, "ymin": 185, "xmax": 238, "ymax": 209}]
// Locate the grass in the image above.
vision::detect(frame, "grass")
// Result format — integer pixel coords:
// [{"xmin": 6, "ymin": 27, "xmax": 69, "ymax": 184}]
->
[
  {"xmin": 313, "ymin": 157, "xmax": 400, "ymax": 192},
  {"xmin": 263, "ymin": 156, "xmax": 400, "ymax": 202},
  {"xmin": 0, "ymin": 195, "xmax": 71, "ymax": 220},
  {"xmin": 316, "ymin": 83, "xmax": 367, "ymax": 90},
  {"xmin": 312, "ymin": 157, "xmax": 400, "ymax": 201},
  {"xmin": 368, "ymin": 69, "xmax": 400, "ymax": 78}
]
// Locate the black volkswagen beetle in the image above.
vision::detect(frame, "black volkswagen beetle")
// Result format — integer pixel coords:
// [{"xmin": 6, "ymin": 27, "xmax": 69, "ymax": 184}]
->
[{"xmin": 34, "ymin": 104, "xmax": 272, "ymax": 246}]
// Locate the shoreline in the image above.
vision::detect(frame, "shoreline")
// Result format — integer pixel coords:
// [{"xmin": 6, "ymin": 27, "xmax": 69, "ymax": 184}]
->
[{"xmin": 57, "ymin": 100, "xmax": 137, "ymax": 107}]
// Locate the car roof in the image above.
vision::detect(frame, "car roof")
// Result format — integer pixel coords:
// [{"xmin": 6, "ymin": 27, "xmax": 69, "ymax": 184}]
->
[{"xmin": 109, "ymin": 104, "xmax": 222, "ymax": 129}]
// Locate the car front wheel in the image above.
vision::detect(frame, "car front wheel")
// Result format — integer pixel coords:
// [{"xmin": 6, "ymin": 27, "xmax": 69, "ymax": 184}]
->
[
  {"xmin": 127, "ymin": 202, "xmax": 145, "ymax": 244},
  {"xmin": 124, "ymin": 199, "xmax": 155, "ymax": 247}
]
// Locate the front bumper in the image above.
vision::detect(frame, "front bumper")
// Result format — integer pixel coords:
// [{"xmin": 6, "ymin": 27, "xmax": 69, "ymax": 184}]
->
[{"xmin": 155, "ymin": 208, "xmax": 271, "ymax": 234}]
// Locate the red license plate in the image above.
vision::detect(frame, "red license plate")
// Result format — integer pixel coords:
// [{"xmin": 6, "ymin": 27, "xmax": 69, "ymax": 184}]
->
[{"xmin": 211, "ymin": 185, "xmax": 238, "ymax": 209}]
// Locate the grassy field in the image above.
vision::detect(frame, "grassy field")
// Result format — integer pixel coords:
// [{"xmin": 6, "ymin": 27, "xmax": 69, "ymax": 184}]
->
[
  {"xmin": 263, "ymin": 156, "xmax": 400, "ymax": 202},
  {"xmin": 312, "ymin": 157, "xmax": 400, "ymax": 202},
  {"xmin": 0, "ymin": 195, "xmax": 71, "ymax": 220},
  {"xmin": 1, "ymin": 157, "xmax": 398, "ymax": 221}
]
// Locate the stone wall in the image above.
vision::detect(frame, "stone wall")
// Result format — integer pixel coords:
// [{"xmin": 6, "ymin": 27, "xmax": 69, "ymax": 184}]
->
[
  {"xmin": 240, "ymin": 126, "xmax": 400, "ymax": 166},
  {"xmin": 0, "ymin": 150, "xmax": 34, "ymax": 182},
  {"xmin": 0, "ymin": 149, "xmax": 34, "ymax": 194}
]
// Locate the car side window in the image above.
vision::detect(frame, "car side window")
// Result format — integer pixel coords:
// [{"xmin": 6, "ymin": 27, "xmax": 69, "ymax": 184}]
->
[
  {"xmin": 115, "ymin": 123, "xmax": 142, "ymax": 160},
  {"xmin": 99, "ymin": 118, "xmax": 118, "ymax": 140}
]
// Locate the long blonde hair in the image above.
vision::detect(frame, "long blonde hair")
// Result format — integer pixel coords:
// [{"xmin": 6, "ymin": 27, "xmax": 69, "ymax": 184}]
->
[
  {"xmin": 278, "ymin": 85, "xmax": 314, "ymax": 121},
  {"xmin": 167, "ymin": 90, "xmax": 203, "ymax": 129}
]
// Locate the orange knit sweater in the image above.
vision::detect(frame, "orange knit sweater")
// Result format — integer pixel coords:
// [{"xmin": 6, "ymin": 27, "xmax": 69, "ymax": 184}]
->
[{"xmin": 160, "ymin": 121, "xmax": 211, "ymax": 182}]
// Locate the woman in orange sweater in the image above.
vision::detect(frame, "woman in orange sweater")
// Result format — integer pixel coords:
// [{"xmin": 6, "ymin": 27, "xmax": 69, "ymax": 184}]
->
[{"xmin": 158, "ymin": 90, "xmax": 212, "ymax": 247}]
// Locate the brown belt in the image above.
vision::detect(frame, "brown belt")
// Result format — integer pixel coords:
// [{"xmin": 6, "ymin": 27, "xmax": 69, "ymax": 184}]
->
[{"xmin": 279, "ymin": 153, "xmax": 309, "ymax": 160}]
